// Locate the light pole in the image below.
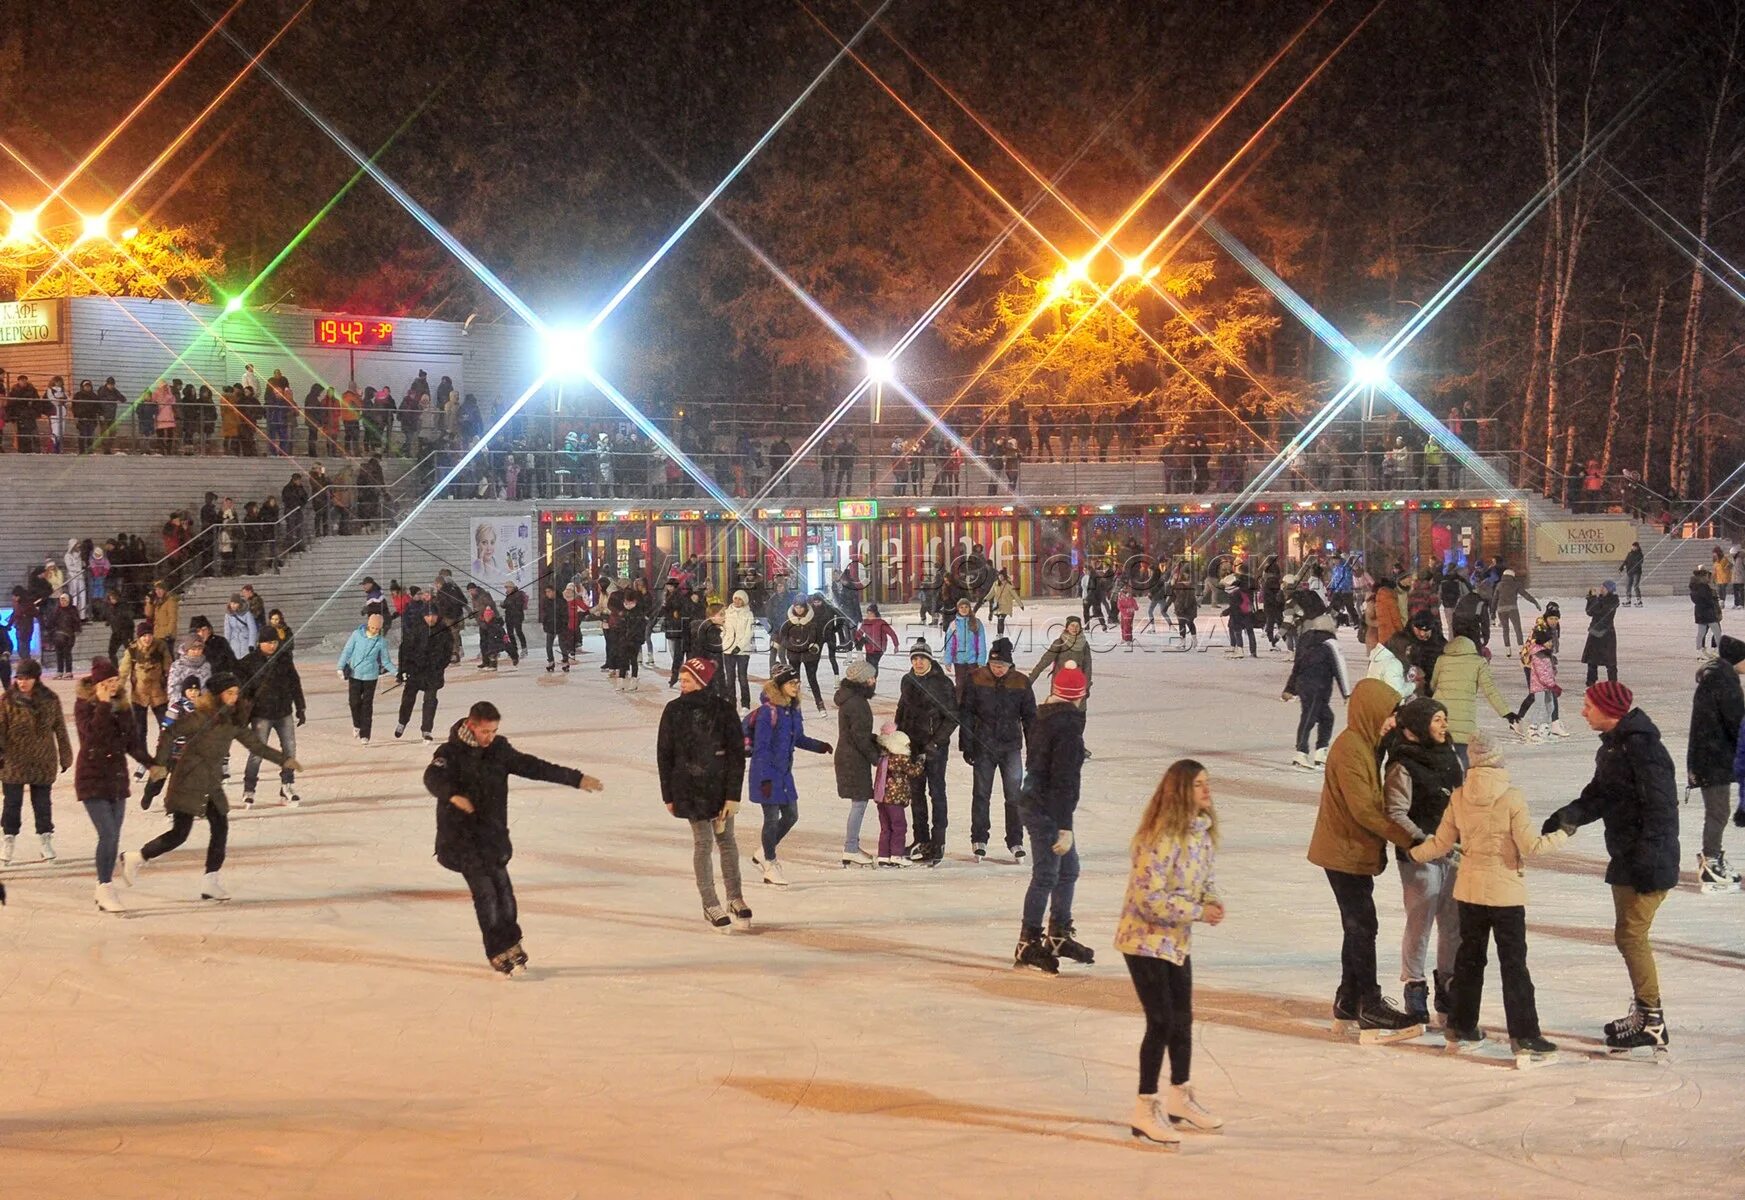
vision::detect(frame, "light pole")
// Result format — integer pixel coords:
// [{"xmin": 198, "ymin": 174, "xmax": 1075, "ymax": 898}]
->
[{"xmin": 865, "ymin": 354, "xmax": 894, "ymax": 494}]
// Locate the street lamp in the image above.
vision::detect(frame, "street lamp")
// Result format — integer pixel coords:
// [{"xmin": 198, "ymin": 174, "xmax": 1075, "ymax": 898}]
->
[
  {"xmin": 544, "ymin": 326, "xmax": 595, "ymax": 380},
  {"xmin": 1351, "ymin": 353, "xmax": 1390, "ymax": 389},
  {"xmin": 80, "ymin": 214, "xmax": 109, "ymax": 243},
  {"xmin": 6, "ymin": 208, "xmax": 39, "ymax": 244},
  {"xmin": 865, "ymin": 354, "xmax": 896, "ymax": 492}
]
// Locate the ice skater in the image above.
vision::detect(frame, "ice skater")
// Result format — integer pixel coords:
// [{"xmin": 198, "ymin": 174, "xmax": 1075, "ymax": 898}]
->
[
  {"xmin": 745, "ymin": 666, "xmax": 833, "ymax": 886},
  {"xmin": 1117, "ymin": 758, "xmax": 1225, "ymax": 1147},
  {"xmin": 0, "ymin": 659, "xmax": 73, "ymax": 865},
  {"xmin": 73, "ymin": 657, "xmax": 153, "ymax": 912},
  {"xmin": 423, "ymin": 699, "xmax": 603, "ymax": 975},
  {"xmin": 1690, "ymin": 637, "xmax": 1745, "ymax": 888},
  {"xmin": 1381, "ymin": 697, "xmax": 1463, "ymax": 1026},
  {"xmin": 1409, "ymin": 729, "xmax": 1564, "ymax": 1062},
  {"xmin": 872, "ymin": 723, "xmax": 919, "ymax": 866},
  {"xmin": 897, "ymin": 639, "xmax": 959, "ymax": 863},
  {"xmin": 1282, "ymin": 623, "xmax": 1350, "ymax": 770},
  {"xmin": 1512, "ymin": 627, "xmax": 1566, "ymax": 742},
  {"xmin": 396, "ymin": 605, "xmax": 454, "ymax": 743},
  {"xmin": 1013, "ymin": 664, "xmax": 1091, "ymax": 974},
  {"xmin": 1542, "ymin": 682, "xmax": 1679, "ymax": 1054},
  {"xmin": 337, "ymin": 613, "xmax": 396, "ymax": 744},
  {"xmin": 833, "ymin": 660, "xmax": 881, "ymax": 867},
  {"xmin": 123, "ymin": 673, "xmax": 300, "ymax": 901},
  {"xmin": 1306, "ymin": 678, "xmax": 1422, "ymax": 1039},
  {"xmin": 657, "ymin": 658, "xmax": 750, "ymax": 930}
]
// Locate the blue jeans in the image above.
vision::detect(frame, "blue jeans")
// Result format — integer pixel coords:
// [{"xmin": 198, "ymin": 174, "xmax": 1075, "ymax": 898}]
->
[
  {"xmin": 83, "ymin": 797, "xmax": 124, "ymax": 883},
  {"xmin": 462, "ymin": 866, "xmax": 521, "ymax": 960},
  {"xmin": 244, "ymin": 715, "xmax": 297, "ymax": 791},
  {"xmin": 843, "ymin": 799, "xmax": 870, "ymax": 854},
  {"xmin": 971, "ymin": 747, "xmax": 1024, "ymax": 848},
  {"xmin": 761, "ymin": 802, "xmax": 798, "ymax": 859},
  {"xmin": 1022, "ymin": 816, "xmax": 1079, "ymax": 928}
]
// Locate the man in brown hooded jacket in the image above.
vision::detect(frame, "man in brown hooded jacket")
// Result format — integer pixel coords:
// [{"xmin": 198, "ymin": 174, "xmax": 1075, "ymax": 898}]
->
[{"xmin": 1308, "ymin": 678, "xmax": 1421, "ymax": 1032}]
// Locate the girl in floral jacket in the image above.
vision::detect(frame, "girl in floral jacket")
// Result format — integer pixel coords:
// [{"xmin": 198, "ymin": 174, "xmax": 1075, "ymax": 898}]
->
[{"xmin": 1114, "ymin": 758, "xmax": 1225, "ymax": 1148}]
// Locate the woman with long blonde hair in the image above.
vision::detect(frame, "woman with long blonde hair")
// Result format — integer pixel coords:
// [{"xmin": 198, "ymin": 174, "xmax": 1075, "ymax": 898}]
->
[{"xmin": 1115, "ymin": 758, "xmax": 1224, "ymax": 1148}]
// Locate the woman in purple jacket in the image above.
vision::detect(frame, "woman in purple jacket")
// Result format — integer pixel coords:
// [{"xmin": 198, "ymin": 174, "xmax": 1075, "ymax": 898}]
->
[{"xmin": 744, "ymin": 667, "xmax": 832, "ymax": 887}]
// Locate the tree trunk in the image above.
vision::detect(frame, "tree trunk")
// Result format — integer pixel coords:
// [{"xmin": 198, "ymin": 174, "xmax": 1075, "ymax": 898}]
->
[
  {"xmin": 1598, "ymin": 314, "xmax": 1629, "ymax": 475},
  {"xmin": 1560, "ymin": 423, "xmax": 1577, "ymax": 508},
  {"xmin": 1670, "ymin": 10, "xmax": 1738, "ymax": 498},
  {"xmin": 1639, "ymin": 287, "xmax": 1666, "ymax": 487},
  {"xmin": 1518, "ymin": 223, "xmax": 1554, "ymax": 490}
]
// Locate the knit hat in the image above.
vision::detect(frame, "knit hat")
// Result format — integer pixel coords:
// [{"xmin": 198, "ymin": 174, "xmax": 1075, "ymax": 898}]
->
[
  {"xmin": 15, "ymin": 658, "xmax": 41, "ymax": 680},
  {"xmin": 1051, "ymin": 663, "xmax": 1089, "ymax": 702},
  {"xmin": 1410, "ymin": 610, "xmax": 1438, "ymax": 632},
  {"xmin": 229, "ymin": 592, "xmax": 246, "ymax": 607},
  {"xmin": 1543, "ymin": 601, "xmax": 1561, "ymax": 619},
  {"xmin": 1721, "ymin": 636, "xmax": 1745, "ymax": 666},
  {"xmin": 771, "ymin": 666, "xmax": 799, "ymax": 689},
  {"xmin": 206, "ymin": 672, "xmax": 240, "ymax": 695},
  {"xmin": 1602, "ymin": 580, "xmax": 1617, "ymax": 594},
  {"xmin": 88, "ymin": 657, "xmax": 119, "ymax": 684},
  {"xmin": 135, "ymin": 620, "xmax": 154, "ymax": 638},
  {"xmin": 988, "ymin": 637, "xmax": 1014, "ymax": 666},
  {"xmin": 190, "ymin": 615, "xmax": 212, "ymax": 632},
  {"xmin": 681, "ymin": 656, "xmax": 718, "ymax": 688},
  {"xmin": 1395, "ymin": 696, "xmax": 1447, "ymax": 744},
  {"xmin": 844, "ymin": 660, "xmax": 877, "ymax": 686},
  {"xmin": 177, "ymin": 635, "xmax": 203, "ymax": 655},
  {"xmin": 1587, "ymin": 680, "xmax": 1633, "ymax": 720},
  {"xmin": 1502, "ymin": 568, "xmax": 1515, "ymax": 577},
  {"xmin": 877, "ymin": 727, "xmax": 911, "ymax": 756},
  {"xmin": 907, "ymin": 638, "xmax": 936, "ymax": 664},
  {"xmin": 1466, "ymin": 727, "xmax": 1505, "ymax": 770}
]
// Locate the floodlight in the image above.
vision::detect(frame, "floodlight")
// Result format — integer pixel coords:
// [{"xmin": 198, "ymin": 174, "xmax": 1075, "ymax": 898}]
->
[
  {"xmin": 545, "ymin": 327, "xmax": 595, "ymax": 379},
  {"xmin": 1351, "ymin": 354, "xmax": 1390, "ymax": 388}
]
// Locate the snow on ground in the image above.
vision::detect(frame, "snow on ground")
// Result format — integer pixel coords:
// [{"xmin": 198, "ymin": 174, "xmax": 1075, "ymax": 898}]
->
[{"xmin": 4, "ymin": 595, "xmax": 1743, "ymax": 1198}]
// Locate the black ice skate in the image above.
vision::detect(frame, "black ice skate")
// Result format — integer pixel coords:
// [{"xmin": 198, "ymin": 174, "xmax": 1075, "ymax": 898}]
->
[
  {"xmin": 1014, "ymin": 926, "xmax": 1060, "ymax": 975},
  {"xmin": 1606, "ymin": 1005, "xmax": 1670, "ymax": 1060},
  {"xmin": 1604, "ymin": 997, "xmax": 1642, "ymax": 1040},
  {"xmin": 1046, "ymin": 921, "xmax": 1095, "ymax": 965},
  {"xmin": 1402, "ymin": 979, "xmax": 1429, "ymax": 1024},
  {"xmin": 1333, "ymin": 991, "xmax": 1424, "ymax": 1044},
  {"xmin": 1510, "ymin": 1036, "xmax": 1560, "ymax": 1069},
  {"xmin": 1697, "ymin": 852, "xmax": 1741, "ymax": 894}
]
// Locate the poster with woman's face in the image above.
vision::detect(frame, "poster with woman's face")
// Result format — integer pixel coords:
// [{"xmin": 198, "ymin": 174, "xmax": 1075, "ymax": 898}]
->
[{"xmin": 471, "ymin": 516, "xmax": 535, "ymax": 591}]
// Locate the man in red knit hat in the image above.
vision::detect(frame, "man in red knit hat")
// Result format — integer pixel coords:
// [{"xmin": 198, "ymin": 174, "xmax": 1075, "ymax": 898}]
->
[{"xmin": 1543, "ymin": 680, "xmax": 1679, "ymax": 1056}]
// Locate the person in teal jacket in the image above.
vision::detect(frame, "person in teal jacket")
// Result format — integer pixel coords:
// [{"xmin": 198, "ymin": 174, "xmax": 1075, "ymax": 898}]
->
[
  {"xmin": 337, "ymin": 613, "xmax": 396, "ymax": 744},
  {"xmin": 942, "ymin": 596, "xmax": 989, "ymax": 701}
]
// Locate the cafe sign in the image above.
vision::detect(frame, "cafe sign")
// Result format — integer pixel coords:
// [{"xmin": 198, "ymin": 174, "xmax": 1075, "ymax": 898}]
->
[
  {"xmin": 0, "ymin": 299, "xmax": 58, "ymax": 346},
  {"xmin": 1533, "ymin": 520, "xmax": 1636, "ymax": 564}
]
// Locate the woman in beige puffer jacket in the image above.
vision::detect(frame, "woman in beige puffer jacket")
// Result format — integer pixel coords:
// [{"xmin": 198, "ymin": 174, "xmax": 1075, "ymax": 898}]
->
[{"xmin": 1409, "ymin": 729, "xmax": 1567, "ymax": 1050}]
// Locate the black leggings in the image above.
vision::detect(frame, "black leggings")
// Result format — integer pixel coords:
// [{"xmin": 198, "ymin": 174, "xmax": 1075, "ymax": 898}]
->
[
  {"xmin": 142, "ymin": 803, "xmax": 229, "ymax": 873},
  {"xmin": 1125, "ymin": 953, "xmax": 1193, "ymax": 1092}
]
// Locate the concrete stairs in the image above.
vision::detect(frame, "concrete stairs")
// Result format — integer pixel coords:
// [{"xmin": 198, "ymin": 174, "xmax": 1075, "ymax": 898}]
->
[
  {"xmin": 0, "ymin": 451, "xmax": 413, "ymax": 591},
  {"xmin": 1514, "ymin": 489, "xmax": 1709, "ymax": 601},
  {"xmin": 176, "ymin": 500, "xmax": 538, "ymax": 649}
]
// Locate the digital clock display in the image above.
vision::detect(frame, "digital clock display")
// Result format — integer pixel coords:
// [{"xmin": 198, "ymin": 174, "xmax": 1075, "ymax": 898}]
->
[{"xmin": 315, "ymin": 317, "xmax": 395, "ymax": 347}]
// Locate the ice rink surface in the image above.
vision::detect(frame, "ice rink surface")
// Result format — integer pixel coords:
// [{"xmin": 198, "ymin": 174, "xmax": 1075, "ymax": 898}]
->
[{"xmin": 4, "ymin": 595, "xmax": 1743, "ymax": 1198}]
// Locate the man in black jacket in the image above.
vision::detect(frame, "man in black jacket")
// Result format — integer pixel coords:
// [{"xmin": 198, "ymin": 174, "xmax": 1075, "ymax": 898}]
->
[
  {"xmin": 656, "ymin": 657, "xmax": 749, "ymax": 929},
  {"xmin": 237, "ymin": 630, "xmax": 305, "ymax": 806},
  {"xmin": 191, "ymin": 616, "xmax": 236, "ymax": 676},
  {"xmin": 1686, "ymin": 636, "xmax": 1745, "ymax": 888},
  {"xmin": 958, "ymin": 637, "xmax": 1036, "ymax": 862},
  {"xmin": 895, "ymin": 639, "xmax": 958, "ymax": 863},
  {"xmin": 397, "ymin": 608, "xmax": 453, "ymax": 743},
  {"xmin": 1544, "ymin": 681, "xmax": 1679, "ymax": 1052},
  {"xmin": 423, "ymin": 700, "xmax": 602, "ymax": 975},
  {"xmin": 660, "ymin": 580, "xmax": 688, "ymax": 687},
  {"xmin": 1015, "ymin": 665, "xmax": 1090, "ymax": 973}
]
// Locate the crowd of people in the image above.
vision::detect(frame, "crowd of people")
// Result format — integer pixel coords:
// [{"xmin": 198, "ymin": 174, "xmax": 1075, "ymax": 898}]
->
[{"xmin": 5, "ymin": 517, "xmax": 1738, "ymax": 1148}]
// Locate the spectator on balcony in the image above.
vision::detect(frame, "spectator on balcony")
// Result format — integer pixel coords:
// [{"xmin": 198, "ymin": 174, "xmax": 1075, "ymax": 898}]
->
[
  {"xmin": 338, "ymin": 386, "xmax": 361, "ymax": 453},
  {"xmin": 458, "ymin": 393, "xmax": 484, "ymax": 446},
  {"xmin": 767, "ymin": 435, "xmax": 792, "ymax": 496},
  {"xmin": 239, "ymin": 385, "xmax": 264, "ymax": 457},
  {"xmin": 218, "ymin": 386, "xmax": 240, "ymax": 453},
  {"xmin": 194, "ymin": 385, "xmax": 217, "ymax": 452},
  {"xmin": 398, "ymin": 388, "xmax": 423, "ymax": 457},
  {"xmin": 217, "ymin": 498, "xmax": 241, "ymax": 576},
  {"xmin": 1581, "ymin": 459, "xmax": 1605, "ymax": 513},
  {"xmin": 1036, "ymin": 408, "xmax": 1055, "ymax": 463},
  {"xmin": 282, "ymin": 473, "xmax": 309, "ymax": 553},
  {"xmin": 69, "ymin": 380, "xmax": 99, "ymax": 453},
  {"xmin": 299, "ymin": 384, "xmax": 324, "ymax": 456}
]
